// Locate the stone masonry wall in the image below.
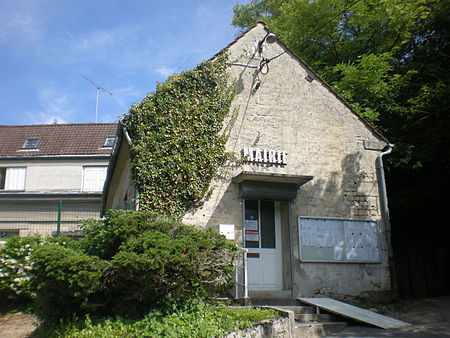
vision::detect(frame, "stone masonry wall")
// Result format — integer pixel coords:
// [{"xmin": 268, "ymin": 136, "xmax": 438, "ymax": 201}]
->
[{"xmin": 182, "ymin": 23, "xmax": 391, "ymax": 301}]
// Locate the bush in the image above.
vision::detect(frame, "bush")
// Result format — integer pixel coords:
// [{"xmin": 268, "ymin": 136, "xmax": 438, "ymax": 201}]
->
[
  {"xmin": 30, "ymin": 210, "xmax": 239, "ymax": 321},
  {"xmin": 105, "ymin": 223, "xmax": 238, "ymax": 315},
  {"xmin": 0, "ymin": 235, "xmax": 73, "ymax": 307},
  {"xmin": 32, "ymin": 244, "xmax": 108, "ymax": 322},
  {"xmin": 79, "ymin": 210, "xmax": 170, "ymax": 259},
  {"xmin": 53, "ymin": 306, "xmax": 280, "ymax": 338}
]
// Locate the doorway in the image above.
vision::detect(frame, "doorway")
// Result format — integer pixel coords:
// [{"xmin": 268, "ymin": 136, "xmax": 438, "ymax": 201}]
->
[{"xmin": 243, "ymin": 199, "xmax": 282, "ymax": 291}]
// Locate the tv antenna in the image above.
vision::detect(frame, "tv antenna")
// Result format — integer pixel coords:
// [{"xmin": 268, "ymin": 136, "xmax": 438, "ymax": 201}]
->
[{"xmin": 81, "ymin": 75, "xmax": 113, "ymax": 123}]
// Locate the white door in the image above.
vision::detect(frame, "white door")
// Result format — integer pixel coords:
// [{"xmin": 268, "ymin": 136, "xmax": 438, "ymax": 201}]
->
[{"xmin": 244, "ymin": 200, "xmax": 282, "ymax": 291}]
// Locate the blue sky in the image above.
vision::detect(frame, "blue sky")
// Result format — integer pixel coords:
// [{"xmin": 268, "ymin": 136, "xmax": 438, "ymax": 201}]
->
[{"xmin": 0, "ymin": 0, "xmax": 249, "ymax": 125}]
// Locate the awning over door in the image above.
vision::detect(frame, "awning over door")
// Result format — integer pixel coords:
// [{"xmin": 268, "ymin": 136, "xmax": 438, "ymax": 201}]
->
[{"xmin": 233, "ymin": 171, "xmax": 313, "ymax": 200}]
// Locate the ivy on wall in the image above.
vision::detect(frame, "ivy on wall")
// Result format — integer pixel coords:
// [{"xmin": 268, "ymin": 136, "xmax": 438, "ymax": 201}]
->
[{"xmin": 123, "ymin": 53, "xmax": 235, "ymax": 216}]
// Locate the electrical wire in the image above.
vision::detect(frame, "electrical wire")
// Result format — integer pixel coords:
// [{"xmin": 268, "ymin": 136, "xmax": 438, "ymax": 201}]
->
[
  {"xmin": 257, "ymin": 0, "xmax": 364, "ymax": 74},
  {"xmin": 300, "ymin": 0, "xmax": 363, "ymax": 45}
]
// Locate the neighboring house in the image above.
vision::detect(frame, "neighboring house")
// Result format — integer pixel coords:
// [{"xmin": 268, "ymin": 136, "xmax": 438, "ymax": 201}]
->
[
  {"xmin": 103, "ymin": 23, "xmax": 394, "ymax": 302},
  {"xmin": 0, "ymin": 123, "xmax": 117, "ymax": 239}
]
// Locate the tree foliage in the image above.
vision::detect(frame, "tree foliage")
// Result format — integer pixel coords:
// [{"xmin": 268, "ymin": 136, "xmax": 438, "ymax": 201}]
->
[
  {"xmin": 233, "ymin": 0, "xmax": 434, "ymax": 70},
  {"xmin": 122, "ymin": 53, "xmax": 235, "ymax": 216}
]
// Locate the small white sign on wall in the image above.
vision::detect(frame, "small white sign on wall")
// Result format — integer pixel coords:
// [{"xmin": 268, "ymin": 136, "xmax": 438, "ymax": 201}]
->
[{"xmin": 219, "ymin": 224, "xmax": 235, "ymax": 240}]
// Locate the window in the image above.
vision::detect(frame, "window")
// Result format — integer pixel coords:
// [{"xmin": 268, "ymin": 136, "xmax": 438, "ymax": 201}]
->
[
  {"xmin": 103, "ymin": 136, "xmax": 116, "ymax": 148},
  {"xmin": 0, "ymin": 168, "xmax": 5, "ymax": 189},
  {"xmin": 22, "ymin": 138, "xmax": 39, "ymax": 150},
  {"xmin": 82, "ymin": 166, "xmax": 108, "ymax": 192},
  {"xmin": 244, "ymin": 199, "xmax": 276, "ymax": 249},
  {"xmin": 0, "ymin": 167, "xmax": 26, "ymax": 190}
]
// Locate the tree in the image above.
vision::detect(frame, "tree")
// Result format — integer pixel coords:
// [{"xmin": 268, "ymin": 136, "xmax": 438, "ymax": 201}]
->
[{"xmin": 233, "ymin": 0, "xmax": 434, "ymax": 70}]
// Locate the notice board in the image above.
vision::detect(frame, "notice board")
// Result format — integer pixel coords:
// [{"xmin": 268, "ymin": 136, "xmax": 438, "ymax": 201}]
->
[{"xmin": 298, "ymin": 216, "xmax": 381, "ymax": 263}]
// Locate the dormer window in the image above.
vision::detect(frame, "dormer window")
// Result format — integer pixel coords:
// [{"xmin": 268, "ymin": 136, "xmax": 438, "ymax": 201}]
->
[
  {"xmin": 22, "ymin": 138, "xmax": 39, "ymax": 150},
  {"xmin": 103, "ymin": 136, "xmax": 116, "ymax": 148}
]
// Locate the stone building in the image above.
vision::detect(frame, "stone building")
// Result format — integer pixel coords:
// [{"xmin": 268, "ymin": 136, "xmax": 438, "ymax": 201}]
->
[
  {"xmin": 103, "ymin": 22, "xmax": 393, "ymax": 302},
  {"xmin": 0, "ymin": 123, "xmax": 117, "ymax": 238}
]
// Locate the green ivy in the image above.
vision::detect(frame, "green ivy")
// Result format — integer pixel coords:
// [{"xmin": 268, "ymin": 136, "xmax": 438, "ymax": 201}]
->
[{"xmin": 123, "ymin": 53, "xmax": 235, "ymax": 216}]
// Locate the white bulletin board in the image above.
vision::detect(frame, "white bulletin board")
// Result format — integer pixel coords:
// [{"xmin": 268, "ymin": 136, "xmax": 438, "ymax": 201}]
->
[{"xmin": 298, "ymin": 216, "xmax": 381, "ymax": 263}]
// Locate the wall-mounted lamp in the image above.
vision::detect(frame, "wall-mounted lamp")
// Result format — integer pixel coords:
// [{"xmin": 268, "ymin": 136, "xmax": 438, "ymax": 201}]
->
[{"xmin": 258, "ymin": 32, "xmax": 278, "ymax": 54}]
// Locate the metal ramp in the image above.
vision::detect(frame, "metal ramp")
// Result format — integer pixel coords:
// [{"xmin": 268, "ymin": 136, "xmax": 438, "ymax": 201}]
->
[{"xmin": 298, "ymin": 298, "xmax": 411, "ymax": 329}]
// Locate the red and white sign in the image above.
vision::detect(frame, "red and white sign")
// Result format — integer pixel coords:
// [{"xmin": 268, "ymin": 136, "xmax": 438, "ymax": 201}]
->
[{"xmin": 245, "ymin": 230, "xmax": 259, "ymax": 241}]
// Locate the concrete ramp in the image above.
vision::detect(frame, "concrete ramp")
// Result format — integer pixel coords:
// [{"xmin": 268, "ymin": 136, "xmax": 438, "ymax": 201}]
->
[{"xmin": 298, "ymin": 298, "xmax": 411, "ymax": 329}]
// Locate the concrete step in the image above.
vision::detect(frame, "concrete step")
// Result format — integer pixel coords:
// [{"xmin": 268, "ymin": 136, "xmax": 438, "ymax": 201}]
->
[
  {"xmin": 295, "ymin": 313, "xmax": 342, "ymax": 322},
  {"xmin": 277, "ymin": 305, "xmax": 316, "ymax": 314},
  {"xmin": 243, "ymin": 298, "xmax": 299, "ymax": 306},
  {"xmin": 295, "ymin": 321, "xmax": 349, "ymax": 338}
]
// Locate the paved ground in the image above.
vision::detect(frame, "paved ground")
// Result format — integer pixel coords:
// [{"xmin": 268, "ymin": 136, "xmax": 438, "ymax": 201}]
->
[
  {"xmin": 0, "ymin": 312, "xmax": 39, "ymax": 338},
  {"xmin": 326, "ymin": 323, "xmax": 450, "ymax": 337}
]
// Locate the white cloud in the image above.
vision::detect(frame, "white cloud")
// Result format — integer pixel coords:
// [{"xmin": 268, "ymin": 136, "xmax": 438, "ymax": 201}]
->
[
  {"xmin": 25, "ymin": 87, "xmax": 77, "ymax": 124},
  {"xmin": 154, "ymin": 66, "xmax": 177, "ymax": 78},
  {"xmin": 111, "ymin": 86, "xmax": 142, "ymax": 109},
  {"xmin": 53, "ymin": 24, "xmax": 143, "ymax": 63},
  {"xmin": 195, "ymin": 4, "xmax": 212, "ymax": 18},
  {"xmin": 0, "ymin": 10, "xmax": 43, "ymax": 48}
]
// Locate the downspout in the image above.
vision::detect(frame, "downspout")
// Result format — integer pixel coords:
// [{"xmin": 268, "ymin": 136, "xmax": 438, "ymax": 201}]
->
[
  {"xmin": 123, "ymin": 126, "xmax": 132, "ymax": 146},
  {"xmin": 376, "ymin": 143, "xmax": 397, "ymax": 299}
]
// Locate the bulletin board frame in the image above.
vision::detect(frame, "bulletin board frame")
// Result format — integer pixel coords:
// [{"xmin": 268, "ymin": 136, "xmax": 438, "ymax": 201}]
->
[{"xmin": 298, "ymin": 216, "xmax": 381, "ymax": 263}]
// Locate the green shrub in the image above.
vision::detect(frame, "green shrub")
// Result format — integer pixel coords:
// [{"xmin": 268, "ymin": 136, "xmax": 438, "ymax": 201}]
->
[
  {"xmin": 79, "ymin": 210, "xmax": 170, "ymax": 259},
  {"xmin": 54, "ymin": 306, "xmax": 280, "ymax": 338},
  {"xmin": 104, "ymin": 222, "xmax": 238, "ymax": 315},
  {"xmin": 32, "ymin": 244, "xmax": 107, "ymax": 322},
  {"xmin": 30, "ymin": 211, "xmax": 239, "ymax": 321},
  {"xmin": 0, "ymin": 235, "xmax": 74, "ymax": 306}
]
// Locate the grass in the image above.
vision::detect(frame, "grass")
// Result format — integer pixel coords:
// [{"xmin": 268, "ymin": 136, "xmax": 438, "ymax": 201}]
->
[{"xmin": 33, "ymin": 306, "xmax": 280, "ymax": 338}]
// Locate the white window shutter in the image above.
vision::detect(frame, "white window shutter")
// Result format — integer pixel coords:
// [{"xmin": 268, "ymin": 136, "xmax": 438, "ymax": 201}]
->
[
  {"xmin": 5, "ymin": 167, "xmax": 26, "ymax": 190},
  {"xmin": 83, "ymin": 167, "xmax": 107, "ymax": 192}
]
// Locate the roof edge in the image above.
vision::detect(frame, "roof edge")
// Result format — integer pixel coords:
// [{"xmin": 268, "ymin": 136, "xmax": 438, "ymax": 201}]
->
[
  {"xmin": 101, "ymin": 121, "xmax": 129, "ymax": 216},
  {"xmin": 0, "ymin": 122, "xmax": 117, "ymax": 128},
  {"xmin": 0, "ymin": 154, "xmax": 111, "ymax": 160},
  {"xmin": 213, "ymin": 21, "xmax": 389, "ymax": 144}
]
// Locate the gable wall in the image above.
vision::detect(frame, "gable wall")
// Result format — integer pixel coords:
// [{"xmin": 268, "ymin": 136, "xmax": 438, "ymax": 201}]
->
[
  {"xmin": 182, "ymin": 23, "xmax": 391, "ymax": 300},
  {"xmin": 104, "ymin": 138, "xmax": 134, "ymax": 211}
]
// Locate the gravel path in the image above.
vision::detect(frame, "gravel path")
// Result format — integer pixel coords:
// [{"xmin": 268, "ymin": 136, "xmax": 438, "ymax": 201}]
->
[{"xmin": 0, "ymin": 312, "xmax": 39, "ymax": 338}]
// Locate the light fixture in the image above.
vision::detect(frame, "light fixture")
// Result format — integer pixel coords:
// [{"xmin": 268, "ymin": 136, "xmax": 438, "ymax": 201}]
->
[{"xmin": 258, "ymin": 32, "xmax": 277, "ymax": 53}]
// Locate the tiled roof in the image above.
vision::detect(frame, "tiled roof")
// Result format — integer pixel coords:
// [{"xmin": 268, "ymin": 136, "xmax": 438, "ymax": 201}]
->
[{"xmin": 0, "ymin": 123, "xmax": 118, "ymax": 157}]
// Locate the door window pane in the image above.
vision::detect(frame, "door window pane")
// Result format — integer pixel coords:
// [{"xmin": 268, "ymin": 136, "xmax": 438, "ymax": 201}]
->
[
  {"xmin": 244, "ymin": 200, "xmax": 259, "ymax": 248},
  {"xmin": 260, "ymin": 200, "xmax": 276, "ymax": 248},
  {"xmin": 244, "ymin": 200, "xmax": 258, "ymax": 220}
]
